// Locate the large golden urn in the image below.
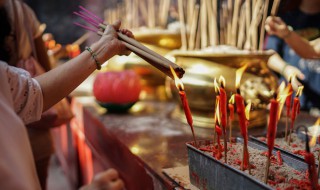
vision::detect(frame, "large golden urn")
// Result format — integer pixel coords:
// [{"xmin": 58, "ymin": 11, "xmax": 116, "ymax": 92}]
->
[{"xmin": 166, "ymin": 49, "xmax": 277, "ymax": 128}]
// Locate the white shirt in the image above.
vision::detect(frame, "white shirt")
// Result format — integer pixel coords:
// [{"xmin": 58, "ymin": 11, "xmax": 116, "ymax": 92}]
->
[{"xmin": 0, "ymin": 61, "xmax": 43, "ymax": 190}]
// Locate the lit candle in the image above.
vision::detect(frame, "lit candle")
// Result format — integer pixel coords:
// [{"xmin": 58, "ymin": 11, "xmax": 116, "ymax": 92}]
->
[
  {"xmin": 213, "ymin": 79, "xmax": 220, "ymax": 151},
  {"xmin": 264, "ymin": 82, "xmax": 289, "ymax": 184},
  {"xmin": 288, "ymin": 86, "xmax": 304, "ymax": 144},
  {"xmin": 235, "ymin": 64, "xmax": 250, "ymax": 171},
  {"xmin": 219, "ymin": 76, "xmax": 227, "ymax": 133},
  {"xmin": 264, "ymin": 93, "xmax": 279, "ymax": 184},
  {"xmin": 284, "ymin": 76, "xmax": 293, "ymax": 141},
  {"xmin": 298, "ymin": 125, "xmax": 319, "ymax": 189},
  {"xmin": 170, "ymin": 66, "xmax": 198, "ymax": 147},
  {"xmin": 308, "ymin": 118, "xmax": 320, "ymax": 179},
  {"xmin": 218, "ymin": 77, "xmax": 228, "ymax": 162},
  {"xmin": 228, "ymin": 94, "xmax": 235, "ymax": 144},
  {"xmin": 214, "ymin": 100, "xmax": 223, "ymax": 160}
]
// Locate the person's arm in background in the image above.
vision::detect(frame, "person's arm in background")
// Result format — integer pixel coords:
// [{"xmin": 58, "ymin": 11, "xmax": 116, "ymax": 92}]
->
[
  {"xmin": 265, "ymin": 16, "xmax": 320, "ymax": 59},
  {"xmin": 35, "ymin": 21, "xmax": 133, "ymax": 112},
  {"xmin": 267, "ymin": 53, "xmax": 304, "ymax": 90},
  {"xmin": 34, "ymin": 34, "xmax": 51, "ymax": 71},
  {"xmin": 264, "ymin": 16, "xmax": 305, "ymax": 90}
]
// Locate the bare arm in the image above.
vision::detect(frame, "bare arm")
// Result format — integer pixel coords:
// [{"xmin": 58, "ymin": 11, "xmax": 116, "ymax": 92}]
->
[
  {"xmin": 265, "ymin": 16, "xmax": 320, "ymax": 59},
  {"xmin": 35, "ymin": 21, "xmax": 133, "ymax": 111},
  {"xmin": 268, "ymin": 53, "xmax": 305, "ymax": 90}
]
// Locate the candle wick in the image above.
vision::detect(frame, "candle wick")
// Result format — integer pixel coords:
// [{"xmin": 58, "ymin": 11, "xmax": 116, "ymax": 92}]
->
[
  {"xmin": 273, "ymin": 92, "xmax": 277, "ymax": 99},
  {"xmin": 221, "ymin": 82, "xmax": 225, "ymax": 89}
]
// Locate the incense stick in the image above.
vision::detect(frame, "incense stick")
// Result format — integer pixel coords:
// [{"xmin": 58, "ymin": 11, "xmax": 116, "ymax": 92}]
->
[
  {"xmin": 74, "ymin": 6, "xmax": 185, "ymax": 79},
  {"xmin": 259, "ymin": 0, "xmax": 269, "ymax": 50},
  {"xmin": 271, "ymin": 0, "xmax": 281, "ymax": 16},
  {"xmin": 178, "ymin": 0, "xmax": 188, "ymax": 50},
  {"xmin": 200, "ymin": 0, "xmax": 208, "ymax": 48},
  {"xmin": 188, "ymin": 5, "xmax": 200, "ymax": 50}
]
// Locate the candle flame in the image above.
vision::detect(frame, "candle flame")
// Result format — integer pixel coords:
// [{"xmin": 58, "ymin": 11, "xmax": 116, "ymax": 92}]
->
[
  {"xmin": 215, "ymin": 99, "xmax": 221, "ymax": 125},
  {"xmin": 245, "ymin": 101, "xmax": 252, "ymax": 120},
  {"xmin": 219, "ymin": 76, "xmax": 226, "ymax": 88},
  {"xmin": 277, "ymin": 81, "xmax": 292, "ymax": 119},
  {"xmin": 295, "ymin": 86, "xmax": 304, "ymax": 97},
  {"xmin": 229, "ymin": 94, "xmax": 235, "ymax": 104},
  {"xmin": 235, "ymin": 64, "xmax": 248, "ymax": 89},
  {"xmin": 214, "ymin": 78, "xmax": 220, "ymax": 94},
  {"xmin": 309, "ymin": 118, "xmax": 320, "ymax": 147},
  {"xmin": 170, "ymin": 66, "xmax": 184, "ymax": 91}
]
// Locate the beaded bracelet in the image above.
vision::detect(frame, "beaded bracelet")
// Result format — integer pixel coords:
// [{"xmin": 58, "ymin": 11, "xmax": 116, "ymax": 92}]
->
[
  {"xmin": 85, "ymin": 46, "xmax": 101, "ymax": 70},
  {"xmin": 282, "ymin": 25, "xmax": 293, "ymax": 39}
]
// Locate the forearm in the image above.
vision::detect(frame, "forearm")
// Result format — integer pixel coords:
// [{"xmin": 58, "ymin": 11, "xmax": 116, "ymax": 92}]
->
[
  {"xmin": 284, "ymin": 32, "xmax": 320, "ymax": 59},
  {"xmin": 267, "ymin": 53, "xmax": 288, "ymax": 74},
  {"xmin": 35, "ymin": 42, "xmax": 101, "ymax": 111}
]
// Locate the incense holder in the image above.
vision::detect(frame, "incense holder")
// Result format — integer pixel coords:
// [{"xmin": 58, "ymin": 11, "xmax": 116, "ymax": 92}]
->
[
  {"xmin": 187, "ymin": 138, "xmax": 310, "ymax": 190},
  {"xmin": 251, "ymin": 135, "xmax": 320, "ymax": 164},
  {"xmin": 166, "ymin": 48, "xmax": 277, "ymax": 128}
]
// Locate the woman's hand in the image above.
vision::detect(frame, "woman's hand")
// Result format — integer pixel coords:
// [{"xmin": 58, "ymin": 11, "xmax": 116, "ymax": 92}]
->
[
  {"xmin": 282, "ymin": 65, "xmax": 305, "ymax": 91},
  {"xmin": 79, "ymin": 169, "xmax": 124, "ymax": 190},
  {"xmin": 265, "ymin": 16, "xmax": 292, "ymax": 39},
  {"xmin": 91, "ymin": 20, "xmax": 134, "ymax": 64}
]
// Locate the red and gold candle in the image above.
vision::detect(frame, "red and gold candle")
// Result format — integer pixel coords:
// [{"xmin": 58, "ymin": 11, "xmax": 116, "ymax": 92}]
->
[
  {"xmin": 288, "ymin": 86, "xmax": 304, "ymax": 144},
  {"xmin": 228, "ymin": 94, "xmax": 235, "ymax": 143},
  {"xmin": 235, "ymin": 64, "xmax": 250, "ymax": 170},
  {"xmin": 170, "ymin": 66, "xmax": 197, "ymax": 147}
]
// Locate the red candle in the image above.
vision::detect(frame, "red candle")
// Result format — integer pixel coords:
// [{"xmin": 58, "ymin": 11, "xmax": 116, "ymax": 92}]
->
[
  {"xmin": 215, "ymin": 124, "xmax": 223, "ymax": 160},
  {"xmin": 219, "ymin": 76, "xmax": 227, "ymax": 133},
  {"xmin": 235, "ymin": 91, "xmax": 249, "ymax": 169},
  {"xmin": 235, "ymin": 93, "xmax": 248, "ymax": 142},
  {"xmin": 285, "ymin": 82, "xmax": 293, "ymax": 117},
  {"xmin": 220, "ymin": 87, "xmax": 227, "ymax": 132},
  {"xmin": 179, "ymin": 90, "xmax": 193, "ymax": 127},
  {"xmin": 228, "ymin": 103, "xmax": 234, "ymax": 121},
  {"xmin": 267, "ymin": 98, "xmax": 279, "ymax": 157},
  {"xmin": 170, "ymin": 66, "xmax": 197, "ymax": 147},
  {"xmin": 304, "ymin": 153, "xmax": 318, "ymax": 189},
  {"xmin": 291, "ymin": 97, "xmax": 300, "ymax": 123}
]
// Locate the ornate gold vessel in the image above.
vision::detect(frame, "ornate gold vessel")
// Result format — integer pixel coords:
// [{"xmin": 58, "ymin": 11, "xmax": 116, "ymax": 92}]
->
[{"xmin": 166, "ymin": 49, "xmax": 277, "ymax": 128}]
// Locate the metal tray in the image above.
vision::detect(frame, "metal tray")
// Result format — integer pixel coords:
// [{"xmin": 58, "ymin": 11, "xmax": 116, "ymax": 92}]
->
[
  {"xmin": 249, "ymin": 136, "xmax": 307, "ymax": 163},
  {"xmin": 187, "ymin": 138, "xmax": 309, "ymax": 190}
]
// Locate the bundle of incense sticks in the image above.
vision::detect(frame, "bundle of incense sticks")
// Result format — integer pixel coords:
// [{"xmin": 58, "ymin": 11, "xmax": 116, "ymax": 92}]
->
[
  {"xmin": 104, "ymin": 0, "xmax": 171, "ymax": 29},
  {"xmin": 176, "ymin": 0, "xmax": 281, "ymax": 51},
  {"xmin": 74, "ymin": 6, "xmax": 185, "ymax": 79}
]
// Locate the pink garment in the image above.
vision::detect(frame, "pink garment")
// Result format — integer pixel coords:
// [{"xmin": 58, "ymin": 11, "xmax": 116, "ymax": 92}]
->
[{"xmin": 0, "ymin": 61, "xmax": 43, "ymax": 190}]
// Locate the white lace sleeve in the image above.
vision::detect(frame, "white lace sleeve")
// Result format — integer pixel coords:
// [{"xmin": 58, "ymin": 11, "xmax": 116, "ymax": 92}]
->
[{"xmin": 5, "ymin": 63, "xmax": 43, "ymax": 124}]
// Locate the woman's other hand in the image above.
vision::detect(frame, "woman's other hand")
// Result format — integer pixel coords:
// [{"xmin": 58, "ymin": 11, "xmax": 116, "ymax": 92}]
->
[
  {"xmin": 265, "ymin": 16, "xmax": 292, "ymax": 39},
  {"xmin": 79, "ymin": 168, "xmax": 124, "ymax": 190}
]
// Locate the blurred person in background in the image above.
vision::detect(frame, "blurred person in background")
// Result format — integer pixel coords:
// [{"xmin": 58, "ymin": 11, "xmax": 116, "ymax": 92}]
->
[
  {"xmin": 0, "ymin": 0, "xmax": 57, "ymax": 188},
  {"xmin": 264, "ymin": 0, "xmax": 320, "ymax": 115}
]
